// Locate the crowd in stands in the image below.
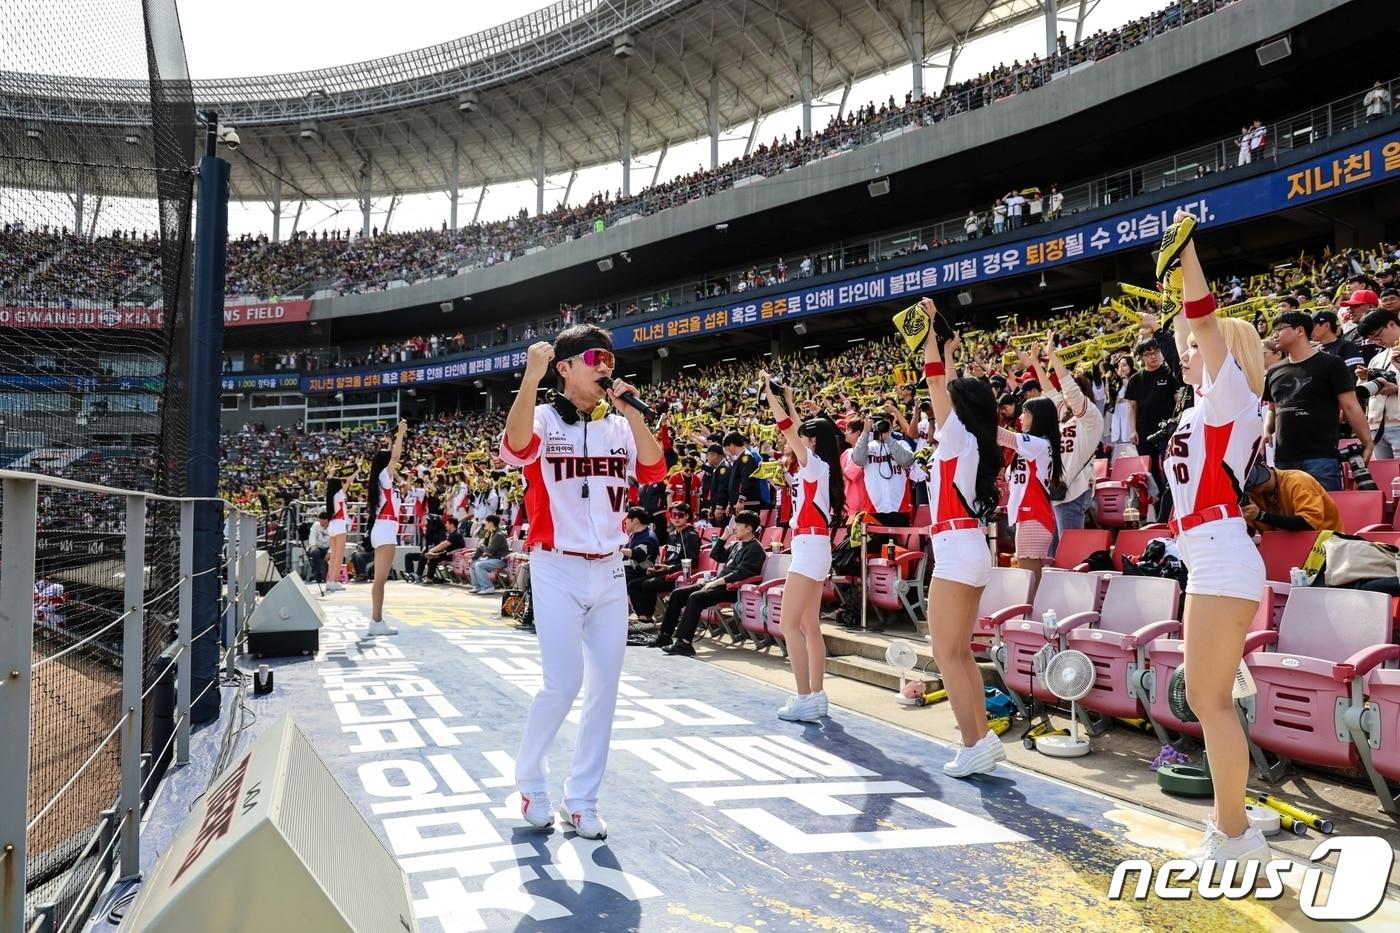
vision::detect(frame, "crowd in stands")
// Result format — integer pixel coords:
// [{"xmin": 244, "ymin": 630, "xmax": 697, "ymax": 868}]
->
[{"xmin": 1, "ymin": 0, "xmax": 1251, "ymax": 317}]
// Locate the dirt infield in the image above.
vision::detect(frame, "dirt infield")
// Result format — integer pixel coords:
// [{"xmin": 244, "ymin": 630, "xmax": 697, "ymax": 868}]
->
[{"xmin": 26, "ymin": 641, "xmax": 123, "ymax": 873}]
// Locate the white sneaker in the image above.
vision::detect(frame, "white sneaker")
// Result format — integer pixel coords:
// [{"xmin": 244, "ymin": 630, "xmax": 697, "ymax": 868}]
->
[
  {"xmin": 559, "ymin": 804, "xmax": 607, "ymax": 840},
  {"xmin": 943, "ymin": 730, "xmax": 1006, "ymax": 777},
  {"xmin": 363, "ymin": 619, "xmax": 399, "ymax": 637},
  {"xmin": 777, "ymin": 694, "xmax": 822, "ymax": 722},
  {"xmin": 324, "ymin": 582, "xmax": 344, "ymax": 593},
  {"xmin": 520, "ymin": 792, "xmax": 554, "ymax": 828},
  {"xmin": 1190, "ymin": 820, "xmax": 1272, "ymax": 881},
  {"xmin": 813, "ymin": 690, "xmax": 829, "ymax": 718}
]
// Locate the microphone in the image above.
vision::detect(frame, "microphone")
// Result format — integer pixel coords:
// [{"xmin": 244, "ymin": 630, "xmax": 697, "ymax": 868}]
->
[{"xmin": 597, "ymin": 377, "xmax": 656, "ymax": 419}]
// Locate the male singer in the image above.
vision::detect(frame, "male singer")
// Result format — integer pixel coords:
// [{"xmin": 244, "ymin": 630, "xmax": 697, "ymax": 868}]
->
[{"xmin": 499, "ymin": 325, "xmax": 665, "ymax": 839}]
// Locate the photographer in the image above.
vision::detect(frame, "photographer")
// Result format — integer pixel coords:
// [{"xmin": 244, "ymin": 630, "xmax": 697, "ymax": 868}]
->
[
  {"xmin": 1355, "ymin": 308, "xmax": 1400, "ymax": 458},
  {"xmin": 852, "ymin": 407, "xmax": 915, "ymax": 531}
]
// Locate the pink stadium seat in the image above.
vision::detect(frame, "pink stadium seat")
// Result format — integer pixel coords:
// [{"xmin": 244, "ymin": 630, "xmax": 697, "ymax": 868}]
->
[
  {"xmin": 1359, "ymin": 458, "xmax": 1400, "ymax": 492},
  {"xmin": 759, "ymin": 526, "xmax": 784, "ymax": 550},
  {"xmin": 1358, "ymin": 661, "xmax": 1400, "ymax": 814},
  {"xmin": 864, "ymin": 523, "xmax": 930, "ymax": 629},
  {"xmin": 970, "ymin": 566, "xmax": 1036, "ymax": 659},
  {"xmin": 1052, "ymin": 529, "xmax": 1111, "ymax": 571},
  {"xmin": 763, "ymin": 584, "xmax": 789, "ymax": 651},
  {"xmin": 1110, "ymin": 455, "xmax": 1151, "ymax": 482},
  {"xmin": 1246, "ymin": 587, "xmax": 1394, "ymax": 774},
  {"xmin": 1144, "ymin": 587, "xmax": 1276, "ymax": 742},
  {"xmin": 1257, "ymin": 531, "xmax": 1317, "ymax": 583},
  {"xmin": 1093, "ymin": 458, "xmax": 1109, "ymax": 481},
  {"xmin": 729, "ymin": 553, "xmax": 790, "ymax": 643},
  {"xmin": 1330, "ymin": 490, "xmax": 1387, "ymax": 533},
  {"xmin": 1110, "ymin": 527, "xmax": 1169, "ymax": 572},
  {"xmin": 993, "ymin": 569, "xmax": 1101, "ymax": 705},
  {"xmin": 1360, "ymin": 530, "xmax": 1400, "ymax": 548},
  {"xmin": 1060, "ymin": 575, "xmax": 1180, "ymax": 739}
]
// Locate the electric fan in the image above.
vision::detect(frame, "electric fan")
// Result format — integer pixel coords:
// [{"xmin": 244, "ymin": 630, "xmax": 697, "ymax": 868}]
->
[
  {"xmin": 1167, "ymin": 664, "xmax": 1197, "ymax": 723},
  {"xmin": 886, "ymin": 641, "xmax": 922, "ymax": 706},
  {"xmin": 1038, "ymin": 649, "xmax": 1095, "ymax": 758}
]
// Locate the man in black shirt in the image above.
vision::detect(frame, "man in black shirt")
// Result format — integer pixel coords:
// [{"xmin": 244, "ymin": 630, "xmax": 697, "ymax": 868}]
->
[
  {"xmin": 628, "ymin": 504, "xmax": 702, "ymax": 624},
  {"xmin": 650, "ymin": 510, "xmax": 765, "ymax": 654},
  {"xmin": 418, "ymin": 516, "xmax": 466, "ymax": 585},
  {"xmin": 1124, "ymin": 337, "xmax": 1181, "ymax": 505},
  {"xmin": 1312, "ymin": 310, "xmax": 1366, "ymax": 369},
  {"xmin": 1263, "ymin": 311, "xmax": 1373, "ymax": 491}
]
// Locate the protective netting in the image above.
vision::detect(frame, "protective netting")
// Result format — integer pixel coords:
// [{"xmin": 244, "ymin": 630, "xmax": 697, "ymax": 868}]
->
[{"xmin": 0, "ymin": 0, "xmax": 193, "ymax": 926}]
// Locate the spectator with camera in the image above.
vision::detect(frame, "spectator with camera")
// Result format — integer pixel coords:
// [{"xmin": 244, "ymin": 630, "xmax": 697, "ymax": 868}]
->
[
  {"xmin": 1264, "ymin": 311, "xmax": 1372, "ymax": 490},
  {"xmin": 1355, "ymin": 308, "xmax": 1400, "ymax": 457},
  {"xmin": 852, "ymin": 408, "xmax": 915, "ymax": 530}
]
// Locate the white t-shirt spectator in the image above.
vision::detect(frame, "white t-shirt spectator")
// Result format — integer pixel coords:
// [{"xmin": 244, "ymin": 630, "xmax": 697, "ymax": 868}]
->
[{"xmin": 1365, "ymin": 84, "xmax": 1392, "ymax": 118}]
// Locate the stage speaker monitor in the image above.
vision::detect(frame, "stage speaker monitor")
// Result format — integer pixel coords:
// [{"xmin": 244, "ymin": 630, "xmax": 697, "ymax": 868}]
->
[
  {"xmin": 246, "ymin": 572, "xmax": 324, "ymax": 657},
  {"xmin": 120, "ymin": 716, "xmax": 418, "ymax": 933}
]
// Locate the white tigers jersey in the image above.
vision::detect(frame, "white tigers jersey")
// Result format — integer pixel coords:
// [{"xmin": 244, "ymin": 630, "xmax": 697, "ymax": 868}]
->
[
  {"xmin": 1046, "ymin": 378, "xmax": 1105, "ymax": 502},
  {"xmin": 861, "ymin": 440, "xmax": 912, "ymax": 514},
  {"xmin": 791, "ymin": 452, "xmax": 833, "ymax": 528},
  {"xmin": 331, "ymin": 489, "xmax": 347, "ymax": 522},
  {"xmin": 1163, "ymin": 351, "xmax": 1262, "ymax": 516},
  {"xmin": 926, "ymin": 412, "xmax": 981, "ymax": 524},
  {"xmin": 1003, "ymin": 430, "xmax": 1056, "ymax": 531}
]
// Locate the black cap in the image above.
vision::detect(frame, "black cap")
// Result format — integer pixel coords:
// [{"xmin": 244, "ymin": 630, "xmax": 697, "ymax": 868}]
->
[
  {"xmin": 1357, "ymin": 308, "xmax": 1399, "ymax": 340},
  {"xmin": 1244, "ymin": 461, "xmax": 1272, "ymax": 490},
  {"xmin": 1313, "ymin": 309, "xmax": 1341, "ymax": 331}
]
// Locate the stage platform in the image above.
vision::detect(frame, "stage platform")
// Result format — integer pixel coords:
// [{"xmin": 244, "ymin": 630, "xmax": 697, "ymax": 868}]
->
[{"xmin": 96, "ymin": 582, "xmax": 1399, "ymax": 932}]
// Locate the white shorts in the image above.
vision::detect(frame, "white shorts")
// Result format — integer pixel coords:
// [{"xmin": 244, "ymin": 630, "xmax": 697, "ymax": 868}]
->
[
  {"xmin": 788, "ymin": 533, "xmax": 832, "ymax": 582},
  {"xmin": 1176, "ymin": 517, "xmax": 1264, "ymax": 602},
  {"xmin": 327, "ymin": 519, "xmax": 347, "ymax": 537},
  {"xmin": 931, "ymin": 528, "xmax": 992, "ymax": 588},
  {"xmin": 369, "ymin": 520, "xmax": 399, "ymax": 549}
]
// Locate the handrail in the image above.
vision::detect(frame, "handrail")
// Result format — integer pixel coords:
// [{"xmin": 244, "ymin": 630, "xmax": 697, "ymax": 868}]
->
[{"xmin": 0, "ymin": 467, "xmax": 240, "ymax": 506}]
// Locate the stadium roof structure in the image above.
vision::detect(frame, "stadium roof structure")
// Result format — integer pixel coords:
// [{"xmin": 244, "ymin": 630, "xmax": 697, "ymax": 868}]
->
[{"xmin": 1, "ymin": 0, "xmax": 1058, "ymax": 207}]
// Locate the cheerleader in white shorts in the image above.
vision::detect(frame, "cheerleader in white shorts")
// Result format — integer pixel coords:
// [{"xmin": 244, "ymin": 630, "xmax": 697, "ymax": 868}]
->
[
  {"xmin": 1159, "ymin": 211, "xmax": 1271, "ymax": 875},
  {"xmin": 917, "ymin": 298, "xmax": 1006, "ymax": 778},
  {"xmin": 365, "ymin": 420, "xmax": 408, "ymax": 637},
  {"xmin": 998, "ymin": 395, "xmax": 1063, "ymax": 581},
  {"xmin": 324, "ymin": 469, "xmax": 352, "ymax": 592},
  {"xmin": 760, "ymin": 373, "xmax": 845, "ymax": 723}
]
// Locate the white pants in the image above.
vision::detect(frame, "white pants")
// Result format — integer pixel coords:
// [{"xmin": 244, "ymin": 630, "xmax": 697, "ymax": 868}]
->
[{"xmin": 516, "ymin": 549, "xmax": 628, "ymax": 811}]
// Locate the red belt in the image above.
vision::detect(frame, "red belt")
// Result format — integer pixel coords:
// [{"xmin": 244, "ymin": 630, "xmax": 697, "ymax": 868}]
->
[
  {"xmin": 931, "ymin": 517, "xmax": 981, "ymax": 534},
  {"xmin": 535, "ymin": 545, "xmax": 618, "ymax": 561},
  {"xmin": 1168, "ymin": 503, "xmax": 1241, "ymax": 535},
  {"xmin": 792, "ymin": 526, "xmax": 828, "ymax": 537}
]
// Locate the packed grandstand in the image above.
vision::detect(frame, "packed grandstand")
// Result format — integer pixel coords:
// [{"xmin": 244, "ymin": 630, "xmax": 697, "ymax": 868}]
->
[{"xmin": 8, "ymin": 0, "xmax": 1400, "ymax": 929}]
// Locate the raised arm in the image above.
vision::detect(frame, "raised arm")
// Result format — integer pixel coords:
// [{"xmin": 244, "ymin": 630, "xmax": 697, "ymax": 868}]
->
[
  {"xmin": 919, "ymin": 297, "xmax": 952, "ymax": 428},
  {"xmin": 760, "ymin": 371, "xmax": 807, "ymax": 467},
  {"xmin": 506, "ymin": 341, "xmax": 553, "ymax": 455},
  {"xmin": 387, "ymin": 420, "xmax": 408, "ymax": 475},
  {"xmin": 1173, "ymin": 211, "xmax": 1226, "ymax": 381}
]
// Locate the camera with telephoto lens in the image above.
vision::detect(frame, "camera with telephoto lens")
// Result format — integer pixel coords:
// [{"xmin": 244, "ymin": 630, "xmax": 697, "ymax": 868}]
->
[
  {"xmin": 874, "ymin": 418, "xmax": 892, "ymax": 436},
  {"xmin": 1338, "ymin": 441, "xmax": 1378, "ymax": 491},
  {"xmin": 1354, "ymin": 367, "xmax": 1397, "ymax": 406}
]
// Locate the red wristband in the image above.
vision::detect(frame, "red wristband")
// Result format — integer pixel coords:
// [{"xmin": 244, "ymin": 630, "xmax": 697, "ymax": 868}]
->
[
  {"xmin": 923, "ymin": 362, "xmax": 946, "ymax": 378},
  {"xmin": 1184, "ymin": 294, "xmax": 1217, "ymax": 319},
  {"xmin": 776, "ymin": 417, "xmax": 793, "ymax": 431}
]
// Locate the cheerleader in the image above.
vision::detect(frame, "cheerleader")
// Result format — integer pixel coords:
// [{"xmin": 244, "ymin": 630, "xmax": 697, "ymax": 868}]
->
[
  {"xmin": 364, "ymin": 420, "xmax": 408, "ymax": 637},
  {"xmin": 759, "ymin": 372, "xmax": 845, "ymax": 723},
  {"xmin": 323, "ymin": 466, "xmax": 354, "ymax": 592},
  {"xmin": 916, "ymin": 297, "xmax": 1005, "ymax": 777},
  {"xmin": 998, "ymin": 391, "xmax": 1063, "ymax": 581},
  {"xmin": 1159, "ymin": 211, "xmax": 1271, "ymax": 873}
]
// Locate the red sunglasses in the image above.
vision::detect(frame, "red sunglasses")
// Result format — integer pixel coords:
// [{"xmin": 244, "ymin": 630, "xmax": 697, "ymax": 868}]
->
[{"xmin": 566, "ymin": 348, "xmax": 615, "ymax": 369}]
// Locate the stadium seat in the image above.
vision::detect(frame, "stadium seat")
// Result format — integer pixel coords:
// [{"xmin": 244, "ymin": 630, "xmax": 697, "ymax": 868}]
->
[
  {"xmin": 1052, "ymin": 529, "xmax": 1111, "ymax": 571},
  {"xmin": 1245, "ymin": 587, "xmax": 1394, "ymax": 776},
  {"xmin": 1060, "ymin": 575, "xmax": 1180, "ymax": 740},
  {"xmin": 1092, "ymin": 477, "xmax": 1151, "ymax": 531},
  {"xmin": 1109, "ymin": 455, "xmax": 1151, "ymax": 482},
  {"xmin": 1357, "ymin": 660, "xmax": 1400, "ymax": 814},
  {"xmin": 1110, "ymin": 527, "xmax": 1168, "ymax": 572},
  {"xmin": 970, "ymin": 566, "xmax": 1036, "ymax": 659},
  {"xmin": 1360, "ymin": 458, "xmax": 1400, "ymax": 492},
  {"xmin": 718, "ymin": 553, "xmax": 788, "ymax": 643},
  {"xmin": 762, "ymin": 584, "xmax": 789, "ymax": 654},
  {"xmin": 759, "ymin": 526, "xmax": 785, "ymax": 550},
  {"xmin": 1144, "ymin": 586, "xmax": 1277, "ymax": 742},
  {"xmin": 1093, "ymin": 458, "xmax": 1109, "ymax": 482},
  {"xmin": 865, "ymin": 523, "xmax": 929, "ymax": 630},
  {"xmin": 1257, "ymin": 531, "xmax": 1317, "ymax": 583},
  {"xmin": 1330, "ymin": 490, "xmax": 1388, "ymax": 533},
  {"xmin": 736, "ymin": 561, "xmax": 791, "ymax": 648},
  {"xmin": 991, "ymin": 569, "xmax": 1102, "ymax": 707}
]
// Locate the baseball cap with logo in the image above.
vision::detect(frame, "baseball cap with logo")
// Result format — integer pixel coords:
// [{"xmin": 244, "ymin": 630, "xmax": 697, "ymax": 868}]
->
[{"xmin": 1341, "ymin": 288, "xmax": 1381, "ymax": 308}]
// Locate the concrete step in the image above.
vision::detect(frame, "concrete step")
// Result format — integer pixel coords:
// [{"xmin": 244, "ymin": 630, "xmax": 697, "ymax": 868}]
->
[
  {"xmin": 825, "ymin": 654, "xmax": 905, "ymax": 692},
  {"xmin": 820, "ymin": 623, "xmax": 931, "ymax": 665}
]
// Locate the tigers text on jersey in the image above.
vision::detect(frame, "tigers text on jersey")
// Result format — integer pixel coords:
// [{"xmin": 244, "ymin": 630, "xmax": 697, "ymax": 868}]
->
[
  {"xmin": 861, "ymin": 441, "xmax": 912, "ymax": 514},
  {"xmin": 791, "ymin": 453, "xmax": 833, "ymax": 528},
  {"xmin": 1004, "ymin": 430, "xmax": 1057, "ymax": 531},
  {"xmin": 1163, "ymin": 351, "xmax": 1263, "ymax": 516},
  {"xmin": 926, "ymin": 413, "xmax": 981, "ymax": 524},
  {"xmin": 499, "ymin": 404, "xmax": 666, "ymax": 552}
]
